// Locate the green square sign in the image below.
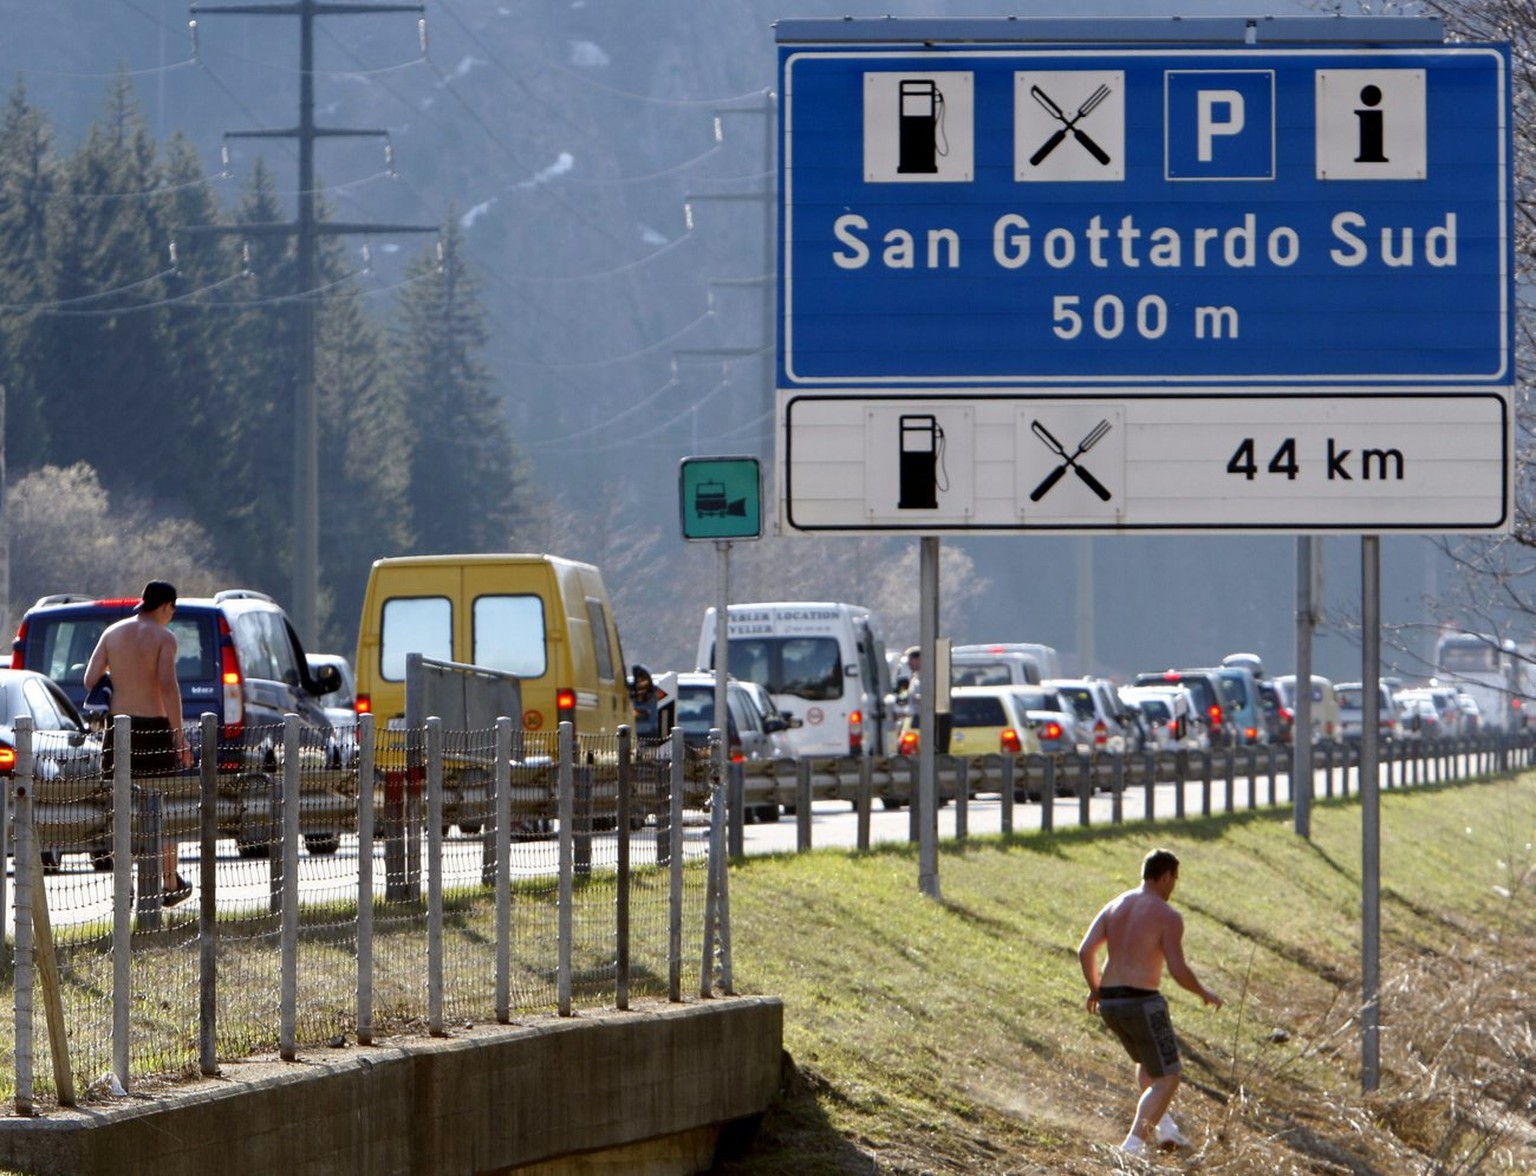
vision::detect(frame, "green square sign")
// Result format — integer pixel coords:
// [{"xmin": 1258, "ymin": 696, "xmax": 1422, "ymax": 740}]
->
[{"xmin": 680, "ymin": 456, "xmax": 762, "ymax": 541}]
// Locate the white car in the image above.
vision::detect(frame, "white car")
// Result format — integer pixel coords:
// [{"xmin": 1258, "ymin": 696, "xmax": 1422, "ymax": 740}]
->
[{"xmin": 1120, "ymin": 685, "xmax": 1207, "ymax": 752}]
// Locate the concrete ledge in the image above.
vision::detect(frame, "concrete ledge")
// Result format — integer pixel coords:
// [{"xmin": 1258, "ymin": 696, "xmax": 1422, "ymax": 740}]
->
[{"xmin": 0, "ymin": 997, "xmax": 783, "ymax": 1176}]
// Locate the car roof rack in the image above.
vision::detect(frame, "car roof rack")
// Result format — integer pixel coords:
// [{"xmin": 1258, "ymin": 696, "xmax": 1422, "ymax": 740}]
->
[
  {"xmin": 31, "ymin": 593, "xmax": 100, "ymax": 608},
  {"xmin": 212, "ymin": 589, "xmax": 275, "ymax": 604}
]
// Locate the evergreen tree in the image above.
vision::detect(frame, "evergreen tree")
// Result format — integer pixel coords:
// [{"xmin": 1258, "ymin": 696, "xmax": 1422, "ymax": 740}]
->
[
  {"xmin": 391, "ymin": 219, "xmax": 517, "ymax": 553},
  {"xmin": 36, "ymin": 73, "xmax": 177, "ymax": 494},
  {"xmin": 314, "ymin": 253, "xmax": 415, "ymax": 649},
  {"xmin": 0, "ymin": 83, "xmax": 59, "ymax": 467}
]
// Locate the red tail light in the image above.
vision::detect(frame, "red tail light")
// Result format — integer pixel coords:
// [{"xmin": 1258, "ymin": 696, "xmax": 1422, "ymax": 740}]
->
[
  {"xmin": 1041, "ymin": 720, "xmax": 1063, "ymax": 742},
  {"xmin": 1000, "ymin": 727, "xmax": 1022, "ymax": 754},
  {"xmin": 1244, "ymin": 726, "xmax": 1258, "ymax": 741},
  {"xmin": 556, "ymin": 688, "xmax": 577, "ymax": 728},
  {"xmin": 11, "ymin": 620, "xmax": 27, "ymax": 669},
  {"xmin": 0, "ymin": 745, "xmax": 14, "ymax": 773},
  {"xmin": 848, "ymin": 708, "xmax": 864, "ymax": 754},
  {"xmin": 1208, "ymin": 704, "xmax": 1224, "ymax": 728},
  {"xmin": 219, "ymin": 616, "xmax": 244, "ymax": 764},
  {"xmin": 1093, "ymin": 719, "xmax": 1108, "ymax": 746},
  {"xmin": 898, "ymin": 729, "xmax": 919, "ymax": 756},
  {"xmin": 356, "ymin": 695, "xmax": 372, "ymax": 716}
]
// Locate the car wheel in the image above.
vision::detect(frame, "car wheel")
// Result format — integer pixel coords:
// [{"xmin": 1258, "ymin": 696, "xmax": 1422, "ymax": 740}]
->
[
  {"xmin": 237, "ymin": 840, "xmax": 270, "ymax": 859},
  {"xmin": 40, "ymin": 849, "xmax": 62, "ymax": 874},
  {"xmin": 756, "ymin": 804, "xmax": 780, "ymax": 823},
  {"xmin": 91, "ymin": 848, "xmax": 114, "ymax": 872},
  {"xmin": 880, "ymin": 797, "xmax": 906, "ymax": 810}
]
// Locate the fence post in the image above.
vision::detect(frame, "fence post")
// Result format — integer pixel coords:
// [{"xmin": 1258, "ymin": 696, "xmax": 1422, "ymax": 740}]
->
[
  {"xmin": 1111, "ymin": 756, "xmax": 1124, "ymax": 825},
  {"xmin": 111, "ymin": 714, "xmax": 132, "ymax": 1092},
  {"xmin": 359, "ymin": 713, "xmax": 378, "ymax": 1043},
  {"xmin": 1000, "ymin": 755, "xmax": 1015, "ymax": 837},
  {"xmin": 199, "ymin": 713, "xmax": 219, "ymax": 1076},
  {"xmin": 668, "ymin": 727, "xmax": 685, "ymax": 1003},
  {"xmin": 12, "ymin": 737, "xmax": 34, "ymax": 1116},
  {"xmin": 1144, "ymin": 752, "xmax": 1157, "ymax": 821},
  {"xmin": 280, "ymin": 715, "xmax": 301, "ymax": 1062},
  {"xmin": 701, "ymin": 775, "xmax": 724, "ymax": 999},
  {"xmin": 727, "ymin": 759, "xmax": 745, "ymax": 860},
  {"xmin": 574, "ymin": 757, "xmax": 593, "ymax": 880},
  {"xmin": 1266, "ymin": 744, "xmax": 1278, "ymax": 806},
  {"xmin": 796, "ymin": 759, "xmax": 813, "ymax": 852},
  {"xmin": 954, "ymin": 758, "xmax": 969, "ymax": 842},
  {"xmin": 1041, "ymin": 758, "xmax": 1055, "ymax": 833},
  {"xmin": 1078, "ymin": 757, "xmax": 1092, "ymax": 828},
  {"xmin": 857, "ymin": 754, "xmax": 873, "ymax": 850},
  {"xmin": 557, "ymin": 721, "xmax": 574, "ymax": 1017},
  {"xmin": 616, "ymin": 725, "xmax": 632, "ymax": 1013},
  {"xmin": 427, "ymin": 717, "xmax": 446, "ymax": 1035},
  {"xmin": 1218, "ymin": 749, "xmax": 1231, "ymax": 816}
]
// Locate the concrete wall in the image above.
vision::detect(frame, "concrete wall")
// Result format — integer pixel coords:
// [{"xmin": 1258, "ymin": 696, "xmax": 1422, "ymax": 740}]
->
[{"xmin": 0, "ymin": 997, "xmax": 783, "ymax": 1176}]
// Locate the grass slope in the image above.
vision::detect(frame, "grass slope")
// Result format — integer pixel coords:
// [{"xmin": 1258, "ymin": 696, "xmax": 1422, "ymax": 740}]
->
[{"xmin": 718, "ymin": 777, "xmax": 1536, "ymax": 1174}]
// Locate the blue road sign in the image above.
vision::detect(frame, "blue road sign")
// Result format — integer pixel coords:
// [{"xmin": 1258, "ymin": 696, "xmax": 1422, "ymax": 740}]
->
[{"xmin": 778, "ymin": 42, "xmax": 1512, "ymax": 387}]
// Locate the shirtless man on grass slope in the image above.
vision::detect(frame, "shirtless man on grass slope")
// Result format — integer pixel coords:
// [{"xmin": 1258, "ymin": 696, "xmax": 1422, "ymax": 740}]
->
[
  {"xmin": 1077, "ymin": 847, "xmax": 1223, "ymax": 1158},
  {"xmin": 84, "ymin": 580, "xmax": 192, "ymax": 906}
]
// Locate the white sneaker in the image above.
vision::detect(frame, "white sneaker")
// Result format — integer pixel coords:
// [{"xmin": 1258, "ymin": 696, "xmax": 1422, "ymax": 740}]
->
[
  {"xmin": 1120, "ymin": 1134, "xmax": 1147, "ymax": 1156},
  {"xmin": 1155, "ymin": 1115, "xmax": 1190, "ymax": 1148}
]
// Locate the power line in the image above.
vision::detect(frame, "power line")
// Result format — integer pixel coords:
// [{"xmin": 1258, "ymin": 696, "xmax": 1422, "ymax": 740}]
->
[{"xmin": 188, "ymin": 0, "xmax": 437, "ymax": 647}]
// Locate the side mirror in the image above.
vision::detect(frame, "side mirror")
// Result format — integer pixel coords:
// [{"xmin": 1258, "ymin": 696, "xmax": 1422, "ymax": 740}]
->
[{"xmin": 313, "ymin": 663, "xmax": 342, "ymax": 695}]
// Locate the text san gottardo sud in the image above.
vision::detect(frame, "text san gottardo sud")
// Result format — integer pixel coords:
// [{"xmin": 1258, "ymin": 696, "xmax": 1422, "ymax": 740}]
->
[{"xmin": 828, "ymin": 209, "xmax": 1461, "ymax": 272}]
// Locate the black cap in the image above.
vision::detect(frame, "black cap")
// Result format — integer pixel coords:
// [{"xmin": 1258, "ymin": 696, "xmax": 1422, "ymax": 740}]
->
[{"xmin": 134, "ymin": 580, "xmax": 178, "ymax": 614}]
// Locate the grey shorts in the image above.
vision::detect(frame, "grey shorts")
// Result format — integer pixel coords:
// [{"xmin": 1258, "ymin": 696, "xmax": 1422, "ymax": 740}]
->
[{"xmin": 1099, "ymin": 987, "xmax": 1182, "ymax": 1077}]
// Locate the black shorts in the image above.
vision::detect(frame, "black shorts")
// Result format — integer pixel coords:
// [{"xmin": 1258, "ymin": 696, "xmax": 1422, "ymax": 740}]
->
[
  {"xmin": 1099, "ymin": 988, "xmax": 1182, "ymax": 1077},
  {"xmin": 102, "ymin": 716, "xmax": 178, "ymax": 778}
]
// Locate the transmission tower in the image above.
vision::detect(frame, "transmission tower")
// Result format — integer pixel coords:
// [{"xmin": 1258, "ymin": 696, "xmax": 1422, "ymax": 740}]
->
[{"xmin": 187, "ymin": 1, "xmax": 437, "ymax": 644}]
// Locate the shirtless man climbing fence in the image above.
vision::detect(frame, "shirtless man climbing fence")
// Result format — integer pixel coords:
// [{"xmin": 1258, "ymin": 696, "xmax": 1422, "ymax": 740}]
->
[
  {"xmin": 1077, "ymin": 847, "xmax": 1223, "ymax": 1158},
  {"xmin": 84, "ymin": 580, "xmax": 193, "ymax": 907}
]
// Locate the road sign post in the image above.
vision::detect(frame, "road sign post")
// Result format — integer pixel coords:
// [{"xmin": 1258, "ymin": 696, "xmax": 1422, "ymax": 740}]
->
[{"xmin": 680, "ymin": 456, "xmax": 763, "ymax": 876}]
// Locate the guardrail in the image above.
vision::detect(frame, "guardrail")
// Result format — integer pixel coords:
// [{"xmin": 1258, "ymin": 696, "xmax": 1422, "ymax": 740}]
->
[{"xmin": 722, "ymin": 731, "xmax": 1536, "ymax": 853}]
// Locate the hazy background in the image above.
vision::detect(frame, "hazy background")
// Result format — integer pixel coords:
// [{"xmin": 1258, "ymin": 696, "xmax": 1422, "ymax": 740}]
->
[{"xmin": 2, "ymin": 0, "xmax": 1474, "ymax": 684}]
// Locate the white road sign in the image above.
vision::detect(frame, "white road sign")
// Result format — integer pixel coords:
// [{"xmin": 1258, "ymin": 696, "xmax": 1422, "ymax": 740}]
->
[{"xmin": 782, "ymin": 390, "xmax": 1509, "ymax": 533}]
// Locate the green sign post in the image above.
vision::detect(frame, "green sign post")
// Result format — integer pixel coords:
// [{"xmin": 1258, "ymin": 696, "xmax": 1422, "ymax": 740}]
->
[{"xmin": 679, "ymin": 456, "xmax": 762, "ymax": 541}]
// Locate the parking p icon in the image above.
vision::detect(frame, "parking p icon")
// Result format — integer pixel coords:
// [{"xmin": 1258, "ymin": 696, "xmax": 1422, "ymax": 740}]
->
[{"xmin": 1164, "ymin": 70, "xmax": 1274, "ymax": 180}]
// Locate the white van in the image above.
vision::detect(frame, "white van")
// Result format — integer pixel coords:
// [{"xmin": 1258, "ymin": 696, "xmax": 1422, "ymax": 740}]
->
[
  {"xmin": 953, "ymin": 642, "xmax": 1062, "ymax": 682},
  {"xmin": 697, "ymin": 602, "xmax": 894, "ymax": 757}
]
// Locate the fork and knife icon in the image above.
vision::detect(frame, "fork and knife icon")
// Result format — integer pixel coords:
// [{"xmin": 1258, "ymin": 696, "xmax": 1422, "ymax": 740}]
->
[
  {"xmin": 1029, "ymin": 83, "xmax": 1113, "ymax": 167},
  {"xmin": 1030, "ymin": 419, "xmax": 1113, "ymax": 503}
]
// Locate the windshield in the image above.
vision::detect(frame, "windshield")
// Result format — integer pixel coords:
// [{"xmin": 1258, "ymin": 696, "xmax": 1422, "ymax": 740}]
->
[{"xmin": 725, "ymin": 637, "xmax": 843, "ymax": 701}]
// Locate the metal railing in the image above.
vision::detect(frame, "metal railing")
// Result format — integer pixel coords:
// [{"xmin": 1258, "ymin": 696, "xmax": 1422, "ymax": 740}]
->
[
  {"xmin": 3, "ymin": 717, "xmax": 729, "ymax": 1114},
  {"xmin": 720, "ymin": 731, "xmax": 1536, "ymax": 852}
]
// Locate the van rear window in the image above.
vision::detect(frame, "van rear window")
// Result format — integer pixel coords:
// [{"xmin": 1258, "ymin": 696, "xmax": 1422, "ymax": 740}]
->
[
  {"xmin": 382, "ymin": 597, "xmax": 453, "ymax": 680},
  {"xmin": 25, "ymin": 616, "xmax": 113, "ymax": 687},
  {"xmin": 474, "ymin": 595, "xmax": 547, "ymax": 678}
]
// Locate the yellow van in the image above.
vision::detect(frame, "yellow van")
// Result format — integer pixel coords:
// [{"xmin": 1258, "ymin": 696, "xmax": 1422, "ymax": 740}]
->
[{"xmin": 354, "ymin": 553, "xmax": 630, "ymax": 736}]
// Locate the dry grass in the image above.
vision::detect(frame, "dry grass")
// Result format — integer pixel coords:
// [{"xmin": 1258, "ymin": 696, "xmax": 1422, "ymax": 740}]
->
[{"xmin": 716, "ymin": 775, "xmax": 1536, "ymax": 1174}]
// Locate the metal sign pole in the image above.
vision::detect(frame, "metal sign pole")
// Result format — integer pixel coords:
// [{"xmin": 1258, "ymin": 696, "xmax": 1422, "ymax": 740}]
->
[
  {"xmin": 715, "ymin": 540, "xmax": 731, "ymax": 842},
  {"xmin": 1294, "ymin": 537, "xmax": 1315, "ymax": 838},
  {"xmin": 1361, "ymin": 535, "xmax": 1382, "ymax": 1093},
  {"xmin": 918, "ymin": 536, "xmax": 940, "ymax": 899}
]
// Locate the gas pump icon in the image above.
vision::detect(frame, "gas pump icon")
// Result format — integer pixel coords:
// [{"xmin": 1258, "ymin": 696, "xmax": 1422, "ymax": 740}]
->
[
  {"xmin": 898, "ymin": 414, "xmax": 946, "ymax": 509},
  {"xmin": 898, "ymin": 80, "xmax": 945, "ymax": 174}
]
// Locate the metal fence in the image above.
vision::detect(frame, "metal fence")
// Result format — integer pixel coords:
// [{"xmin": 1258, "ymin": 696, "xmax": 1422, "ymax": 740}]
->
[
  {"xmin": 5, "ymin": 710, "xmax": 1529, "ymax": 1113},
  {"xmin": 2, "ymin": 716, "xmax": 726, "ymax": 1114}
]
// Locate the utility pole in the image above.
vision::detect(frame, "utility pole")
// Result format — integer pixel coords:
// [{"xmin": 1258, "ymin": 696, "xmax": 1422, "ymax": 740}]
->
[{"xmin": 187, "ymin": 1, "xmax": 436, "ymax": 644}]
